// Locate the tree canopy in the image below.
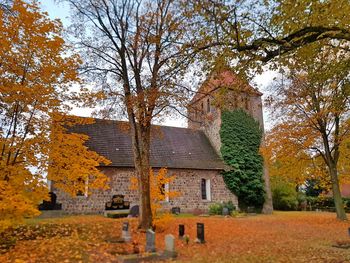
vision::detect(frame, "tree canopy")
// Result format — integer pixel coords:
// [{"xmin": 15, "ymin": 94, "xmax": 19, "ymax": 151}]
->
[
  {"xmin": 262, "ymin": 41, "xmax": 350, "ymax": 220},
  {"xmin": 189, "ymin": 0, "xmax": 350, "ymax": 75},
  {"xmin": 0, "ymin": 0, "xmax": 109, "ymax": 230}
]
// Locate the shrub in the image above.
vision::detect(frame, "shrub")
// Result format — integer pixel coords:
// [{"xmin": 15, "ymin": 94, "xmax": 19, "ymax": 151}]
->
[
  {"xmin": 223, "ymin": 201, "xmax": 236, "ymax": 213},
  {"xmin": 208, "ymin": 201, "xmax": 236, "ymax": 215},
  {"xmin": 271, "ymin": 177, "xmax": 298, "ymax": 211},
  {"xmin": 209, "ymin": 203, "xmax": 223, "ymax": 215},
  {"xmin": 306, "ymin": 196, "xmax": 350, "ymax": 212}
]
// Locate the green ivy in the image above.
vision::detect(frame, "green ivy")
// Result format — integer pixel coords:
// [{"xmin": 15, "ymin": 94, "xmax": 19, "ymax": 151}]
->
[{"xmin": 220, "ymin": 110, "xmax": 265, "ymax": 209}]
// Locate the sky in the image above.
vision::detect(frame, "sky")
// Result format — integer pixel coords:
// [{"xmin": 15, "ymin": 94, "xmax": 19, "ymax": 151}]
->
[{"xmin": 40, "ymin": 0, "xmax": 276, "ymax": 129}]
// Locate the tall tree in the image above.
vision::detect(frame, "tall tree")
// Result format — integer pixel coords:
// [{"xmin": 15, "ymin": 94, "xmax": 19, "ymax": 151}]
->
[
  {"xmin": 0, "ymin": 0, "xmax": 109, "ymax": 230},
  {"xmin": 190, "ymin": 0, "xmax": 350, "ymax": 69},
  {"xmin": 188, "ymin": 0, "xmax": 350, "ymax": 214},
  {"xmin": 65, "ymin": 0, "xmax": 192, "ymax": 229},
  {"xmin": 264, "ymin": 43, "xmax": 350, "ymax": 220}
]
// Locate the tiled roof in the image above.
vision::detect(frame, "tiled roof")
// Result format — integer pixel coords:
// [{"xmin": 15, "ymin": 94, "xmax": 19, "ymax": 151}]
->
[
  {"xmin": 69, "ymin": 118, "xmax": 228, "ymax": 170},
  {"xmin": 190, "ymin": 70, "xmax": 263, "ymax": 105}
]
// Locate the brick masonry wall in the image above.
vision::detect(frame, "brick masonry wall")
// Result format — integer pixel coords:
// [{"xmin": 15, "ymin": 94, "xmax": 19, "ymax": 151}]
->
[
  {"xmin": 54, "ymin": 167, "xmax": 237, "ymax": 214},
  {"xmin": 188, "ymin": 91, "xmax": 264, "ymax": 156}
]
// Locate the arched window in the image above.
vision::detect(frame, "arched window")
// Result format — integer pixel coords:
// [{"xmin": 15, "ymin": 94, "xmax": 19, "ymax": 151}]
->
[
  {"xmin": 201, "ymin": 101, "xmax": 204, "ymax": 114},
  {"xmin": 207, "ymin": 98, "xmax": 210, "ymax": 113}
]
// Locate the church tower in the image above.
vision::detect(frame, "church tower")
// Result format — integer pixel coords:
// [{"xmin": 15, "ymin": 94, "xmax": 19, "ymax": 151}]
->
[{"xmin": 187, "ymin": 70, "xmax": 264, "ymax": 155}]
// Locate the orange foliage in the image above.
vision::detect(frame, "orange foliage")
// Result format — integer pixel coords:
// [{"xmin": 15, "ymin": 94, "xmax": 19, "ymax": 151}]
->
[
  {"xmin": 0, "ymin": 1, "xmax": 108, "ymax": 230},
  {"xmin": 130, "ymin": 168, "xmax": 180, "ymax": 230},
  {"xmin": 0, "ymin": 213, "xmax": 349, "ymax": 262},
  {"xmin": 262, "ymin": 125, "xmax": 328, "ymax": 186}
]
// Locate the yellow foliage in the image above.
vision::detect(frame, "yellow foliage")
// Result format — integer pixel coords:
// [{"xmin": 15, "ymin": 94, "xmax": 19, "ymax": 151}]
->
[
  {"xmin": 0, "ymin": 163, "xmax": 48, "ymax": 231},
  {"xmin": 48, "ymin": 114, "xmax": 111, "ymax": 197},
  {"xmin": 130, "ymin": 168, "xmax": 180, "ymax": 231},
  {"xmin": 0, "ymin": 1, "xmax": 105, "ymax": 230}
]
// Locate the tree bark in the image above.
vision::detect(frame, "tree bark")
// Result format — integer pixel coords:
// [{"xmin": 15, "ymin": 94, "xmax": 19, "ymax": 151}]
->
[
  {"xmin": 262, "ymin": 163, "xmax": 273, "ymax": 214},
  {"xmin": 132, "ymin": 124, "xmax": 153, "ymax": 230},
  {"xmin": 328, "ymin": 162, "xmax": 347, "ymax": 220}
]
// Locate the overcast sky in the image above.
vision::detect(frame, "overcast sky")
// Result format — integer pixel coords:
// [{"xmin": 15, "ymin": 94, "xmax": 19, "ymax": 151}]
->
[{"xmin": 41, "ymin": 0, "xmax": 276, "ymax": 129}]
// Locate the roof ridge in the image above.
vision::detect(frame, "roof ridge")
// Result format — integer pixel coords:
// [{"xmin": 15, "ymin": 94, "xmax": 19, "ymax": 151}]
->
[{"xmin": 72, "ymin": 115, "xmax": 193, "ymax": 131}]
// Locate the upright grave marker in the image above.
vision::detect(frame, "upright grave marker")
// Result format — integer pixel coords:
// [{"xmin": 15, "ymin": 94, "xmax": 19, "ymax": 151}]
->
[
  {"xmin": 122, "ymin": 221, "xmax": 131, "ymax": 242},
  {"xmin": 164, "ymin": 234, "xmax": 177, "ymax": 258},
  {"xmin": 179, "ymin": 224, "xmax": 185, "ymax": 239},
  {"xmin": 146, "ymin": 229, "xmax": 156, "ymax": 252},
  {"xmin": 196, "ymin": 223, "xmax": 205, "ymax": 243}
]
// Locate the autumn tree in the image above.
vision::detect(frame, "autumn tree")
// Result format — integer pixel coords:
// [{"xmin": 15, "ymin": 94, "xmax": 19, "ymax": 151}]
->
[
  {"xmin": 189, "ymin": 0, "xmax": 350, "ymax": 71},
  {"xmin": 264, "ymin": 43, "xmax": 350, "ymax": 220},
  {"xmin": 63, "ymin": 0, "xmax": 194, "ymax": 229},
  {"xmin": 0, "ymin": 0, "xmax": 109, "ymax": 229}
]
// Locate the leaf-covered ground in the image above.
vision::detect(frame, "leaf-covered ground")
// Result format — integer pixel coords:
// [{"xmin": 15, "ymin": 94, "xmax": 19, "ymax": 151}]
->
[{"xmin": 1, "ymin": 212, "xmax": 349, "ymax": 262}]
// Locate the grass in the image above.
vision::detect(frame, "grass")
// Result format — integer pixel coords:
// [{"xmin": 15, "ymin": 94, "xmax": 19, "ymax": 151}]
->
[{"xmin": 1, "ymin": 211, "xmax": 350, "ymax": 262}]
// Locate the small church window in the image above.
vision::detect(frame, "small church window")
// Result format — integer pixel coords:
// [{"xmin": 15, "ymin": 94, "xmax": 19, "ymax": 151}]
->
[
  {"xmin": 245, "ymin": 97, "xmax": 249, "ymax": 110},
  {"xmin": 201, "ymin": 101, "xmax": 204, "ymax": 114},
  {"xmin": 160, "ymin": 183, "xmax": 169, "ymax": 202},
  {"xmin": 201, "ymin": 178, "xmax": 211, "ymax": 201},
  {"xmin": 207, "ymin": 98, "xmax": 210, "ymax": 113}
]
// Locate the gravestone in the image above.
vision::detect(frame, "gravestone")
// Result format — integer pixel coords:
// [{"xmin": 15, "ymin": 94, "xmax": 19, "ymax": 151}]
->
[
  {"xmin": 145, "ymin": 229, "xmax": 156, "ymax": 252},
  {"xmin": 129, "ymin": 205, "xmax": 139, "ymax": 217},
  {"xmin": 196, "ymin": 223, "xmax": 205, "ymax": 243},
  {"xmin": 222, "ymin": 207, "xmax": 229, "ymax": 216},
  {"xmin": 164, "ymin": 234, "xmax": 177, "ymax": 258},
  {"xmin": 179, "ymin": 224, "xmax": 185, "ymax": 239},
  {"xmin": 171, "ymin": 207, "xmax": 180, "ymax": 215},
  {"xmin": 122, "ymin": 221, "xmax": 131, "ymax": 242}
]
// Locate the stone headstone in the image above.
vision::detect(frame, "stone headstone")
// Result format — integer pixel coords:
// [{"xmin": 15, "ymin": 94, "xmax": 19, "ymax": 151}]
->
[
  {"xmin": 179, "ymin": 224, "xmax": 185, "ymax": 238},
  {"xmin": 171, "ymin": 207, "xmax": 180, "ymax": 215},
  {"xmin": 196, "ymin": 223, "xmax": 205, "ymax": 243},
  {"xmin": 129, "ymin": 205, "xmax": 139, "ymax": 217},
  {"xmin": 145, "ymin": 229, "xmax": 156, "ymax": 252},
  {"xmin": 122, "ymin": 221, "xmax": 131, "ymax": 242},
  {"xmin": 164, "ymin": 234, "xmax": 177, "ymax": 258},
  {"xmin": 222, "ymin": 207, "xmax": 229, "ymax": 216}
]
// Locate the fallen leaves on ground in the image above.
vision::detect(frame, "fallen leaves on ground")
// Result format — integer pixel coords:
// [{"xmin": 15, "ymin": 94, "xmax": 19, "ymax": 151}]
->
[{"xmin": 0, "ymin": 212, "xmax": 349, "ymax": 262}]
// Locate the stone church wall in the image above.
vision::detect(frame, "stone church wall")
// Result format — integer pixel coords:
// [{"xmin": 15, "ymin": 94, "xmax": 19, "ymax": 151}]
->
[{"xmin": 54, "ymin": 167, "xmax": 237, "ymax": 214}]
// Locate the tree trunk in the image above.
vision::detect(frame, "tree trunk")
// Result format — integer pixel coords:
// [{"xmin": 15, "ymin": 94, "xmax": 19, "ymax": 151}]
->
[
  {"xmin": 133, "ymin": 125, "xmax": 153, "ymax": 230},
  {"xmin": 329, "ymin": 163, "xmax": 347, "ymax": 220},
  {"xmin": 137, "ymin": 156, "xmax": 153, "ymax": 230},
  {"xmin": 262, "ymin": 163, "xmax": 273, "ymax": 214}
]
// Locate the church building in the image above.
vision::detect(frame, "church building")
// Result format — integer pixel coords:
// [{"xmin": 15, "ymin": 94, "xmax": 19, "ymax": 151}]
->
[{"xmin": 54, "ymin": 71, "xmax": 264, "ymax": 214}]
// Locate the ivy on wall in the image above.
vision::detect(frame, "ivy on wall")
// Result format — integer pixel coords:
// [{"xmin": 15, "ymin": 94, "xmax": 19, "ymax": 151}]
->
[{"xmin": 220, "ymin": 110, "xmax": 265, "ymax": 209}]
